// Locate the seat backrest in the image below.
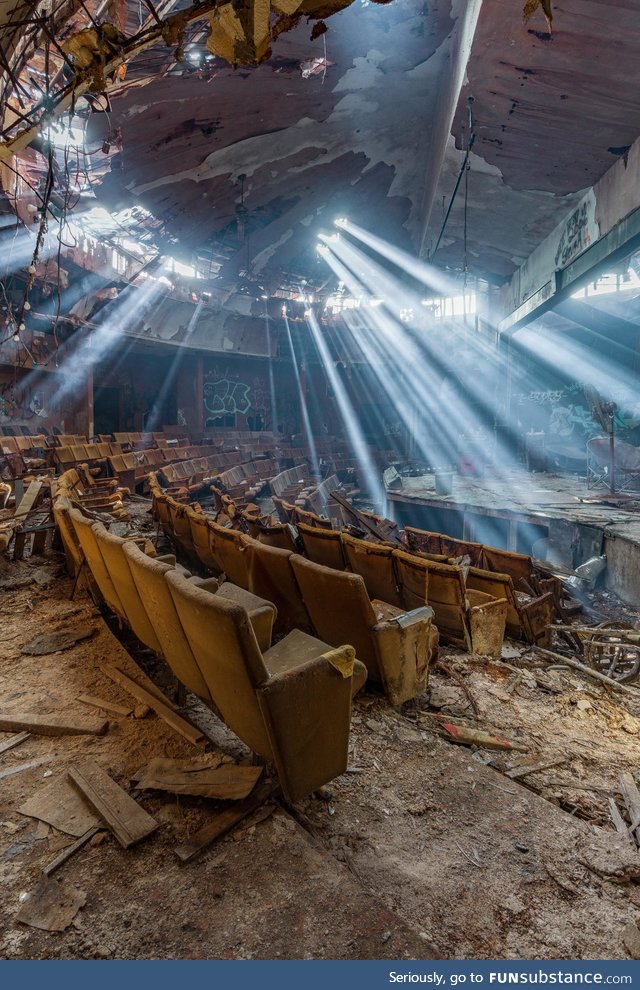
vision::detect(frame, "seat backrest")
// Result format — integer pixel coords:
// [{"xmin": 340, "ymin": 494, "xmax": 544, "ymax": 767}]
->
[
  {"xmin": 392, "ymin": 548, "xmax": 430, "ymax": 612},
  {"xmin": 52, "ymin": 496, "xmax": 84, "ymax": 576},
  {"xmin": 297, "ymin": 522, "xmax": 346, "ymax": 570},
  {"xmin": 72, "ymin": 444, "xmax": 90, "ymax": 462},
  {"xmin": 55, "ymin": 445, "xmax": 77, "ymax": 466},
  {"xmin": 165, "ymin": 569, "xmax": 272, "ymax": 757},
  {"xmin": 398, "ymin": 550, "xmax": 469, "ymax": 646},
  {"xmin": 68, "ymin": 507, "xmax": 126, "ymax": 617},
  {"xmin": 187, "ymin": 509, "xmax": 222, "ymax": 573},
  {"xmin": 153, "ymin": 491, "xmax": 173, "ymax": 532},
  {"xmin": 123, "ymin": 542, "xmax": 212, "ymax": 702},
  {"xmin": 439, "ymin": 534, "xmax": 484, "ymax": 566},
  {"xmin": 57, "ymin": 468, "xmax": 81, "ymax": 494},
  {"xmin": 289, "ymin": 554, "xmax": 379, "ymax": 679},
  {"xmin": 245, "ymin": 538, "xmax": 312, "ymax": 635},
  {"xmin": 256, "ymin": 521, "xmax": 297, "ymax": 553},
  {"xmin": 404, "ymin": 526, "xmax": 443, "ymax": 556},
  {"xmin": 480, "ymin": 546, "xmax": 533, "ymax": 588},
  {"xmin": 167, "ymin": 498, "xmax": 195, "ymax": 553},
  {"xmin": 295, "ymin": 507, "xmax": 333, "ymax": 530},
  {"xmin": 209, "ymin": 522, "xmax": 250, "ymax": 588},
  {"xmin": 341, "ymin": 534, "xmax": 403, "ymax": 607},
  {"xmin": 92, "ymin": 523, "xmax": 163, "ymax": 653},
  {"xmin": 466, "ymin": 566, "xmax": 519, "ymax": 630}
]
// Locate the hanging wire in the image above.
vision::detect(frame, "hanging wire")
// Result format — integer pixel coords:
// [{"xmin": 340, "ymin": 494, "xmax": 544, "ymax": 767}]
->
[{"xmin": 431, "ymin": 95, "xmax": 475, "ymax": 262}]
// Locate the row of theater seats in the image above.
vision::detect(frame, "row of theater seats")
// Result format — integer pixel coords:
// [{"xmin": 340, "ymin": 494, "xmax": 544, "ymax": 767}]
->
[
  {"xmin": 153, "ymin": 474, "xmax": 556, "ymax": 655},
  {"xmin": 151, "ymin": 480, "xmax": 446, "ymax": 703},
  {"xmin": 52, "ymin": 493, "xmax": 368, "ymax": 803},
  {"xmin": 207, "ymin": 458, "xmax": 278, "ymax": 504},
  {"xmin": 56, "ymin": 468, "xmax": 130, "ymax": 518},
  {"xmin": 292, "ymin": 522, "xmax": 554, "ymax": 649}
]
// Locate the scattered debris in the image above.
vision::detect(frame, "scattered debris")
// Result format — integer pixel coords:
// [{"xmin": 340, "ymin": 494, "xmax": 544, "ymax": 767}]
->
[
  {"xmin": 16, "ymin": 876, "xmax": 86, "ymax": 932},
  {"xmin": 0, "ymin": 711, "xmax": 108, "ymax": 737},
  {"xmin": 77, "ymin": 694, "xmax": 132, "ymax": 717},
  {"xmin": 133, "ymin": 756, "xmax": 263, "ymax": 800},
  {"xmin": 429, "ymin": 714, "xmax": 528, "ymax": 752},
  {"xmin": 622, "ymin": 922, "xmax": 640, "ymax": 960},
  {"xmin": 534, "ymin": 646, "xmax": 640, "ymax": 699},
  {"xmin": 68, "ymin": 761, "xmax": 159, "ymax": 849},
  {"xmin": 101, "ymin": 664, "xmax": 205, "ymax": 746},
  {"xmin": 175, "ymin": 780, "xmax": 279, "ymax": 863},
  {"xmin": 619, "ymin": 772, "xmax": 640, "ymax": 847},
  {"xmin": 21, "ymin": 625, "xmax": 96, "ymax": 656},
  {"xmin": 0, "ymin": 758, "xmax": 49, "ymax": 780},
  {"xmin": 19, "ymin": 776, "xmax": 102, "ymax": 837},
  {"xmin": 43, "ymin": 826, "xmax": 101, "ymax": 877},
  {"xmin": 506, "ymin": 757, "xmax": 567, "ymax": 779},
  {"xmin": 0, "ymin": 731, "xmax": 30, "ymax": 755}
]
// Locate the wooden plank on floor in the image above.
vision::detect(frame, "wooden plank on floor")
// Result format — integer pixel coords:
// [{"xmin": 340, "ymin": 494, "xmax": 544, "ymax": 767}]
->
[
  {"xmin": 0, "ymin": 758, "xmax": 49, "ymax": 780},
  {"xmin": 43, "ymin": 826, "xmax": 100, "ymax": 877},
  {"xmin": 0, "ymin": 731, "xmax": 30, "ymax": 755},
  {"xmin": 101, "ymin": 664, "xmax": 205, "ymax": 747},
  {"xmin": 0, "ymin": 712, "xmax": 108, "ymax": 737},
  {"xmin": 506, "ymin": 758, "xmax": 567, "ymax": 780},
  {"xmin": 68, "ymin": 761, "xmax": 159, "ymax": 849},
  {"xmin": 77, "ymin": 694, "xmax": 132, "ymax": 718},
  {"xmin": 174, "ymin": 781, "xmax": 279, "ymax": 863},
  {"xmin": 19, "ymin": 775, "xmax": 101, "ymax": 837}
]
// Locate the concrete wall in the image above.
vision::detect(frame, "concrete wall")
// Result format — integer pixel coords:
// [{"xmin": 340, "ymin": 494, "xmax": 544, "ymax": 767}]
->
[
  {"xmin": 604, "ymin": 532, "xmax": 640, "ymax": 608},
  {"xmin": 499, "ymin": 133, "xmax": 640, "ymax": 326}
]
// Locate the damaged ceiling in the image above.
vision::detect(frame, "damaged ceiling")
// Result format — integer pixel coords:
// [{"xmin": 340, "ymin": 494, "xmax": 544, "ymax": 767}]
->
[{"xmin": 3, "ymin": 0, "xmax": 640, "ymax": 294}]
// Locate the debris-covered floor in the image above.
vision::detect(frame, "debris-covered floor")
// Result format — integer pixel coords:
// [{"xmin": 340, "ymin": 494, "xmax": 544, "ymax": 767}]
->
[{"xmin": 2, "ymin": 541, "xmax": 640, "ymax": 960}]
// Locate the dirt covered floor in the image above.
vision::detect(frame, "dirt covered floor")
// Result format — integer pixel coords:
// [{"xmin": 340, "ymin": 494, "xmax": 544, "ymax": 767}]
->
[{"xmin": 1, "ymin": 516, "xmax": 640, "ymax": 960}]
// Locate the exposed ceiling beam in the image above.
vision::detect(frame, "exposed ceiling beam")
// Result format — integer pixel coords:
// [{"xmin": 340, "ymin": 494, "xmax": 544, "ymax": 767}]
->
[
  {"xmin": 0, "ymin": 0, "xmax": 220, "ymax": 161},
  {"xmin": 417, "ymin": 0, "xmax": 482, "ymax": 259}
]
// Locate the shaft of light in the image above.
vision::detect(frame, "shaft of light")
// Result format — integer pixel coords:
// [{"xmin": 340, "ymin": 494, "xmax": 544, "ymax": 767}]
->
[
  {"xmin": 336, "ymin": 220, "xmax": 462, "ymax": 298},
  {"xmin": 306, "ymin": 309, "xmax": 385, "ymax": 506},
  {"xmin": 283, "ymin": 314, "xmax": 320, "ymax": 477}
]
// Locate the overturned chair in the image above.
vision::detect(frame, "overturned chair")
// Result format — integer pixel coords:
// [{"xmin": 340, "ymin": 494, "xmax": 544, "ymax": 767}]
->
[
  {"xmin": 290, "ymin": 554, "xmax": 437, "ymax": 706},
  {"xmin": 166, "ymin": 568, "xmax": 367, "ymax": 801}
]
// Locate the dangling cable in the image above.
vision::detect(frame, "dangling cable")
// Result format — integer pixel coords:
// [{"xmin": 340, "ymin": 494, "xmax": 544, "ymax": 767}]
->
[{"xmin": 431, "ymin": 95, "xmax": 475, "ymax": 262}]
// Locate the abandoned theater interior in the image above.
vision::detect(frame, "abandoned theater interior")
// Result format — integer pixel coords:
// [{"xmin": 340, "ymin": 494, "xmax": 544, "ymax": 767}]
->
[{"xmin": 3, "ymin": 0, "xmax": 640, "ymax": 962}]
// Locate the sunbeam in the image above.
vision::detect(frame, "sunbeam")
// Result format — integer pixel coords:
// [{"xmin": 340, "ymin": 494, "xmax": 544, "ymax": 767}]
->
[{"xmin": 305, "ymin": 308, "xmax": 384, "ymax": 506}]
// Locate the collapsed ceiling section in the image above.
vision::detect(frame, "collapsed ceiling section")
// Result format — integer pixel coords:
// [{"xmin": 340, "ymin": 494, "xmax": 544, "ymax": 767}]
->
[{"xmin": 3, "ymin": 0, "xmax": 640, "ymax": 327}]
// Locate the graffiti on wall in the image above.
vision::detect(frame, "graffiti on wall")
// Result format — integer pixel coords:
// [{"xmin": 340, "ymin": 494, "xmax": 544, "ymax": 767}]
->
[
  {"xmin": 204, "ymin": 379, "xmax": 251, "ymax": 416},
  {"xmin": 554, "ymin": 191, "xmax": 599, "ymax": 269},
  {"xmin": 515, "ymin": 381, "xmax": 640, "ymax": 443}
]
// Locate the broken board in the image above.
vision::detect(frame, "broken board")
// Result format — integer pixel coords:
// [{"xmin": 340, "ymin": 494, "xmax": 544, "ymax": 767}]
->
[
  {"xmin": 102, "ymin": 664, "xmax": 205, "ymax": 746},
  {"xmin": 133, "ymin": 757, "xmax": 262, "ymax": 800},
  {"xmin": 19, "ymin": 776, "xmax": 102, "ymax": 837},
  {"xmin": 16, "ymin": 876, "xmax": 86, "ymax": 932},
  {"xmin": 0, "ymin": 730, "xmax": 30, "ymax": 755},
  {"xmin": 43, "ymin": 826, "xmax": 101, "ymax": 877},
  {"xmin": 21, "ymin": 625, "xmax": 96, "ymax": 656},
  {"xmin": 175, "ymin": 780, "xmax": 278, "ymax": 863},
  {"xmin": 68, "ymin": 761, "xmax": 159, "ymax": 848},
  {"xmin": 77, "ymin": 694, "xmax": 132, "ymax": 717},
  {"xmin": 0, "ymin": 711, "xmax": 108, "ymax": 736}
]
